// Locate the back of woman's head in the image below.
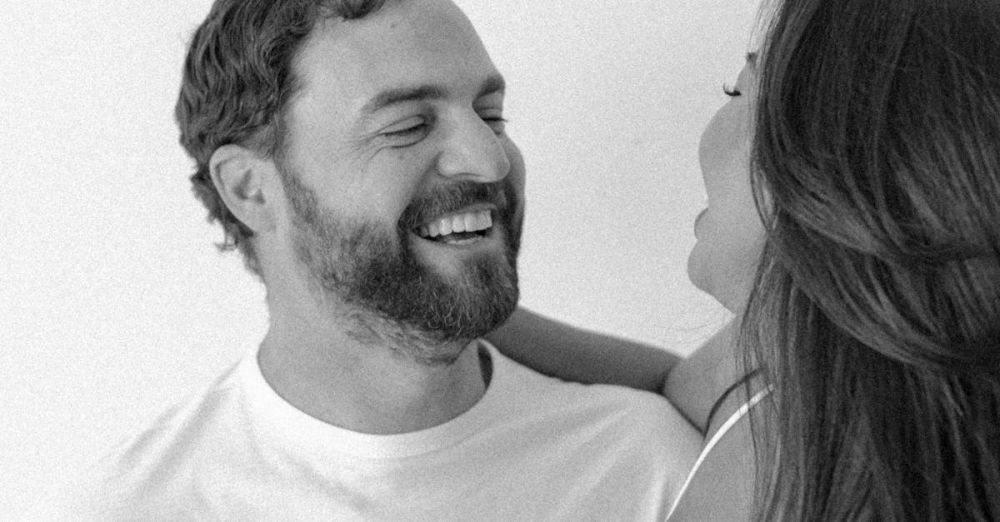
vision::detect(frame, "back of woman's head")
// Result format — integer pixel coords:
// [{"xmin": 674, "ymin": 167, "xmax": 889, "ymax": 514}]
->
[{"xmin": 744, "ymin": 0, "xmax": 1000, "ymax": 519}]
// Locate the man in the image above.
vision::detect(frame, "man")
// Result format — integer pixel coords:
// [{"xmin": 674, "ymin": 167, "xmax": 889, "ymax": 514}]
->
[{"xmin": 41, "ymin": 0, "xmax": 698, "ymax": 519}]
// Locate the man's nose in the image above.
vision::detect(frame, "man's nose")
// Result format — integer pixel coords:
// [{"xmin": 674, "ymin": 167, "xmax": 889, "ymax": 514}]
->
[{"xmin": 435, "ymin": 115, "xmax": 511, "ymax": 183}]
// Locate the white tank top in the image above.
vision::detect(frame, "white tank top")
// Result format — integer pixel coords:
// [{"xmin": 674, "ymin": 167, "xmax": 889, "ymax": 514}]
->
[{"xmin": 665, "ymin": 387, "xmax": 773, "ymax": 520}]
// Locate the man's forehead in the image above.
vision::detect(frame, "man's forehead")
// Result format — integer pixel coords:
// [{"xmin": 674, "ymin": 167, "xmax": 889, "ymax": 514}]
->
[
  {"xmin": 292, "ymin": 0, "xmax": 501, "ymax": 117},
  {"xmin": 300, "ymin": 0, "xmax": 488, "ymax": 67}
]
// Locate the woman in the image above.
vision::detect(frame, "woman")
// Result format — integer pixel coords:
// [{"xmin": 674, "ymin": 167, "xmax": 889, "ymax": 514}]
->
[{"xmin": 491, "ymin": 0, "xmax": 1000, "ymax": 519}]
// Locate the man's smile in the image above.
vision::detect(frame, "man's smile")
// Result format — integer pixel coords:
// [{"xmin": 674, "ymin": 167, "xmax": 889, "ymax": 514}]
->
[{"xmin": 414, "ymin": 206, "xmax": 497, "ymax": 246}]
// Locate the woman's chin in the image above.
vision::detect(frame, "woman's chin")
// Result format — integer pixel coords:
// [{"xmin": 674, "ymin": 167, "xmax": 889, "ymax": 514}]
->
[{"xmin": 687, "ymin": 251, "xmax": 746, "ymax": 314}]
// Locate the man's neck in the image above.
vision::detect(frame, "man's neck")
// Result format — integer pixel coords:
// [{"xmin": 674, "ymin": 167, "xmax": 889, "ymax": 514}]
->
[{"xmin": 257, "ymin": 302, "xmax": 488, "ymax": 435}]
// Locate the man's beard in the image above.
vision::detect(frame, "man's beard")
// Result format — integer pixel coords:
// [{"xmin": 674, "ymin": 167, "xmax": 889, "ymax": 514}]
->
[{"xmin": 280, "ymin": 170, "xmax": 521, "ymax": 365}]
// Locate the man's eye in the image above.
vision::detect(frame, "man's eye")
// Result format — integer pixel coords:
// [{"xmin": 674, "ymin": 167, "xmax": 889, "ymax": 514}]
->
[
  {"xmin": 383, "ymin": 122, "xmax": 428, "ymax": 138},
  {"xmin": 723, "ymin": 84, "xmax": 742, "ymax": 97}
]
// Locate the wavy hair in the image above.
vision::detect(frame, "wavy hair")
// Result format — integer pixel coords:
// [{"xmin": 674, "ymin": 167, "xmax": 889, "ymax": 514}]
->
[
  {"xmin": 175, "ymin": 0, "xmax": 390, "ymax": 276},
  {"xmin": 742, "ymin": 0, "xmax": 1000, "ymax": 519}
]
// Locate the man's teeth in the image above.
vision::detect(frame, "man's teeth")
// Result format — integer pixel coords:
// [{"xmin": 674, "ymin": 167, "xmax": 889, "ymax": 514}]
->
[{"xmin": 418, "ymin": 210, "xmax": 493, "ymax": 239}]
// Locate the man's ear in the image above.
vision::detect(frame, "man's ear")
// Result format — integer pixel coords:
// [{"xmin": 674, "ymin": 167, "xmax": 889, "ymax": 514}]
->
[{"xmin": 209, "ymin": 145, "xmax": 279, "ymax": 234}]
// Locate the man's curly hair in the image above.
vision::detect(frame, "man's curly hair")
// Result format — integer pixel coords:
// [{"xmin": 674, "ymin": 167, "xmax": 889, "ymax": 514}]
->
[{"xmin": 176, "ymin": 0, "xmax": 390, "ymax": 276}]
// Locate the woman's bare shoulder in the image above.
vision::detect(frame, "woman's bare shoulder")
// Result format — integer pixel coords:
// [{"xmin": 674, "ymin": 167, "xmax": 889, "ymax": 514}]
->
[{"xmin": 668, "ymin": 406, "xmax": 757, "ymax": 521}]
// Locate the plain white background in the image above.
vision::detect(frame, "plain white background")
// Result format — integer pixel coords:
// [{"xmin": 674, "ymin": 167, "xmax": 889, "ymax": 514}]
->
[{"xmin": 2, "ymin": 1, "xmax": 760, "ymax": 516}]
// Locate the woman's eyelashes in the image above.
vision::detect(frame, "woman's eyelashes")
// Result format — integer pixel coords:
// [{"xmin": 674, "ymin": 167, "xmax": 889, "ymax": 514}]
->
[
  {"xmin": 723, "ymin": 83, "xmax": 742, "ymax": 97},
  {"xmin": 481, "ymin": 115, "xmax": 508, "ymax": 135}
]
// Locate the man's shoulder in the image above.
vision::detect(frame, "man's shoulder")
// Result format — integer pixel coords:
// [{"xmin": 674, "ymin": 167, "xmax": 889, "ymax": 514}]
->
[
  {"xmin": 112, "ymin": 360, "xmax": 245, "ymax": 459},
  {"xmin": 485, "ymin": 344, "xmax": 701, "ymax": 512},
  {"xmin": 34, "ymin": 362, "xmax": 246, "ymax": 520},
  {"xmin": 490, "ymin": 343, "xmax": 697, "ymax": 437}
]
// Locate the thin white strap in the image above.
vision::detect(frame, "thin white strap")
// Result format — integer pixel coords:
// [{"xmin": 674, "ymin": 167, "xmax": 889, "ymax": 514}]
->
[{"xmin": 665, "ymin": 386, "xmax": 773, "ymax": 520}]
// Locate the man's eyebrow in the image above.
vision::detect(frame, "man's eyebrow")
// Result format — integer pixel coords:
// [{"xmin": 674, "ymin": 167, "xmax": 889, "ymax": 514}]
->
[
  {"xmin": 360, "ymin": 74, "xmax": 507, "ymax": 115},
  {"xmin": 361, "ymin": 85, "xmax": 446, "ymax": 115}
]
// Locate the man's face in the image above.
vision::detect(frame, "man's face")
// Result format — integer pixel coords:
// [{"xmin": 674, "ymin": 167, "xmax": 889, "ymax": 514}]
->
[{"xmin": 272, "ymin": 0, "xmax": 525, "ymax": 357}]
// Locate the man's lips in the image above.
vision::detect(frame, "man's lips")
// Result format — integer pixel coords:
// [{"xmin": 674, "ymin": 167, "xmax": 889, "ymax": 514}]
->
[{"xmin": 694, "ymin": 208, "xmax": 707, "ymax": 232}]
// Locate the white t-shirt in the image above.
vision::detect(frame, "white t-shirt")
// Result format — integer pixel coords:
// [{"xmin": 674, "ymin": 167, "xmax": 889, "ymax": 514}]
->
[{"xmin": 36, "ymin": 341, "xmax": 699, "ymax": 521}]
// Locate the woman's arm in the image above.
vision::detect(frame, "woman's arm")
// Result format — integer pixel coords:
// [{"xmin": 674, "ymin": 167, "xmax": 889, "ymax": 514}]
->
[
  {"xmin": 486, "ymin": 308, "xmax": 682, "ymax": 392},
  {"xmin": 489, "ymin": 308, "xmax": 749, "ymax": 434}
]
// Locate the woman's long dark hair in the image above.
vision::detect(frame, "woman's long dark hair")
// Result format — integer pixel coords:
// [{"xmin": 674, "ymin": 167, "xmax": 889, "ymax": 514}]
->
[{"xmin": 741, "ymin": 0, "xmax": 1000, "ymax": 519}]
